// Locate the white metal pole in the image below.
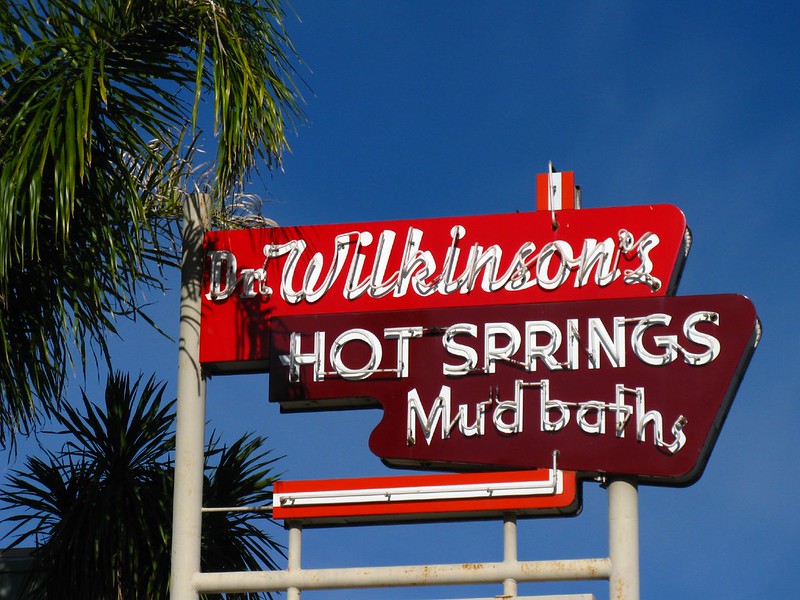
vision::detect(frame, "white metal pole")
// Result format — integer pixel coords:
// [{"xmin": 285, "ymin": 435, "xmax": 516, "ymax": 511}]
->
[
  {"xmin": 608, "ymin": 476, "xmax": 640, "ymax": 600},
  {"xmin": 287, "ymin": 525, "xmax": 303, "ymax": 600},
  {"xmin": 193, "ymin": 557, "xmax": 611, "ymax": 593},
  {"xmin": 171, "ymin": 193, "xmax": 209, "ymax": 600},
  {"xmin": 502, "ymin": 513, "xmax": 518, "ymax": 598}
]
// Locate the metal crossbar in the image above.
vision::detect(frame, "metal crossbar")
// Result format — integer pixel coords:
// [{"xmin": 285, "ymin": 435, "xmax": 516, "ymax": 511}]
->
[{"xmin": 192, "ymin": 515, "xmax": 611, "ymax": 598}]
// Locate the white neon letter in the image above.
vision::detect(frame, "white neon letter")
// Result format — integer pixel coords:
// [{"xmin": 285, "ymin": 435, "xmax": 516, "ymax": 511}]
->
[
  {"xmin": 587, "ymin": 317, "xmax": 626, "ymax": 369},
  {"xmin": 632, "ymin": 313, "xmax": 679, "ymax": 366},
  {"xmin": 485, "ymin": 322, "xmax": 521, "ymax": 374},
  {"xmin": 384, "ymin": 326, "xmax": 423, "ymax": 378},
  {"xmin": 330, "ymin": 328, "xmax": 382, "ymax": 381},
  {"xmin": 683, "ymin": 311, "xmax": 721, "ymax": 366},
  {"xmin": 493, "ymin": 380, "xmax": 526, "ymax": 435},
  {"xmin": 442, "ymin": 323, "xmax": 479, "ymax": 377},
  {"xmin": 206, "ymin": 250, "xmax": 239, "ymax": 300},
  {"xmin": 536, "ymin": 241, "xmax": 574, "ymax": 291},
  {"xmin": 525, "ymin": 320, "xmax": 563, "ymax": 371},
  {"xmin": 407, "ymin": 386, "xmax": 452, "ymax": 445},
  {"xmin": 284, "ymin": 331, "xmax": 326, "ymax": 383},
  {"xmin": 539, "ymin": 380, "xmax": 570, "ymax": 432},
  {"xmin": 577, "ymin": 400, "xmax": 607, "ymax": 435}
]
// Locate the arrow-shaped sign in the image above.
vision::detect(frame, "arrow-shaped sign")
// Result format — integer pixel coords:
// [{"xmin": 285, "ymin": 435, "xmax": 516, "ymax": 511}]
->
[{"xmin": 269, "ymin": 294, "xmax": 759, "ymax": 485}]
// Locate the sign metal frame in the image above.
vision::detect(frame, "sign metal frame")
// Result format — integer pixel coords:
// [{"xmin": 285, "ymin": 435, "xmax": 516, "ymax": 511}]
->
[{"xmin": 173, "ymin": 187, "xmax": 757, "ymax": 600}]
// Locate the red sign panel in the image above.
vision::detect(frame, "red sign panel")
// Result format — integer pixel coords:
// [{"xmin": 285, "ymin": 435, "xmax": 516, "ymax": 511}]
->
[
  {"xmin": 201, "ymin": 205, "xmax": 689, "ymax": 371},
  {"xmin": 536, "ymin": 171, "xmax": 578, "ymax": 211},
  {"xmin": 269, "ymin": 294, "xmax": 759, "ymax": 485},
  {"xmin": 273, "ymin": 469, "xmax": 580, "ymax": 526}
]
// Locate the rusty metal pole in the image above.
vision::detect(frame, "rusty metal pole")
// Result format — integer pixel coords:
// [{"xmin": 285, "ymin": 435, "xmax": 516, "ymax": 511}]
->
[
  {"xmin": 608, "ymin": 476, "xmax": 640, "ymax": 600},
  {"xmin": 193, "ymin": 557, "xmax": 611, "ymax": 593},
  {"xmin": 287, "ymin": 525, "xmax": 303, "ymax": 600},
  {"xmin": 502, "ymin": 513, "xmax": 518, "ymax": 598}
]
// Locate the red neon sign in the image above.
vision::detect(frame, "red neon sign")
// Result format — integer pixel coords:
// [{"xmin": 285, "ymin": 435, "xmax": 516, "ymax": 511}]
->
[
  {"xmin": 273, "ymin": 468, "xmax": 580, "ymax": 526},
  {"xmin": 269, "ymin": 294, "xmax": 759, "ymax": 485},
  {"xmin": 201, "ymin": 205, "xmax": 689, "ymax": 372}
]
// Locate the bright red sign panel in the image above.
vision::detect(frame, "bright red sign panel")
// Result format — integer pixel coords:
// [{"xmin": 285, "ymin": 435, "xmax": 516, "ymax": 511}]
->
[
  {"xmin": 273, "ymin": 469, "xmax": 580, "ymax": 526},
  {"xmin": 269, "ymin": 295, "xmax": 759, "ymax": 485},
  {"xmin": 201, "ymin": 205, "xmax": 689, "ymax": 372}
]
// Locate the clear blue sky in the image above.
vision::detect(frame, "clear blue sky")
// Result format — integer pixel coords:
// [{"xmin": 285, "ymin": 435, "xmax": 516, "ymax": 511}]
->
[{"xmin": 6, "ymin": 2, "xmax": 800, "ymax": 599}]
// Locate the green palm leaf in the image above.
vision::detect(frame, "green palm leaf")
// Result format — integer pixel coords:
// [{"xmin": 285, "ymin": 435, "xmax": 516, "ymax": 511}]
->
[
  {"xmin": 2, "ymin": 373, "xmax": 173, "ymax": 598},
  {"xmin": 0, "ymin": 0, "xmax": 302, "ymax": 446},
  {"xmin": 2, "ymin": 372, "xmax": 285, "ymax": 599},
  {"xmin": 203, "ymin": 434, "xmax": 285, "ymax": 574}
]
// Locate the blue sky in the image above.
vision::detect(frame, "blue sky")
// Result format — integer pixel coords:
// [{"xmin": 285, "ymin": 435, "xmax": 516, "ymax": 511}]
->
[
  {"xmin": 5, "ymin": 2, "xmax": 800, "ymax": 599},
  {"xmin": 243, "ymin": 5, "xmax": 797, "ymax": 596}
]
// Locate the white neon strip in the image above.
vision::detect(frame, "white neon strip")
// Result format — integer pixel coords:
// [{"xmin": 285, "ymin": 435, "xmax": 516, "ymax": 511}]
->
[
  {"xmin": 275, "ymin": 470, "xmax": 563, "ymax": 508},
  {"xmin": 548, "ymin": 172, "xmax": 563, "ymax": 210}
]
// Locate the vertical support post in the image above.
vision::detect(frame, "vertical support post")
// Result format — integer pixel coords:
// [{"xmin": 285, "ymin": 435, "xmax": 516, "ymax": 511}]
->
[
  {"xmin": 287, "ymin": 525, "xmax": 303, "ymax": 600},
  {"xmin": 502, "ymin": 513, "xmax": 518, "ymax": 598},
  {"xmin": 608, "ymin": 476, "xmax": 640, "ymax": 600},
  {"xmin": 171, "ymin": 193, "xmax": 210, "ymax": 600}
]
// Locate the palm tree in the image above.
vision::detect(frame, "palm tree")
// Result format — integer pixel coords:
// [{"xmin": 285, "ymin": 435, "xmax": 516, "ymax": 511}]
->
[
  {"xmin": 1, "ymin": 371, "xmax": 283, "ymax": 599},
  {"xmin": 202, "ymin": 435, "xmax": 285, "ymax": 598},
  {"xmin": 0, "ymin": 0, "xmax": 302, "ymax": 446}
]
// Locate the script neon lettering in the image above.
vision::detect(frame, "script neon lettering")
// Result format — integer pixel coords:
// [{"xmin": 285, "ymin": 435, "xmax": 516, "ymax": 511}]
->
[{"xmin": 207, "ymin": 225, "xmax": 663, "ymax": 304}]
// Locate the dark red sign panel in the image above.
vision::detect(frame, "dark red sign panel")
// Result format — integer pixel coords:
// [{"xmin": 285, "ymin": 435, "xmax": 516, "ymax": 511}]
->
[
  {"xmin": 269, "ymin": 295, "xmax": 759, "ymax": 485},
  {"xmin": 202, "ymin": 205, "xmax": 689, "ymax": 372}
]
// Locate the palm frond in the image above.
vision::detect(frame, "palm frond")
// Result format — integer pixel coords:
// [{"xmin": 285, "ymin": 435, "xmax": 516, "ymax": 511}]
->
[
  {"xmin": 202, "ymin": 433, "xmax": 285, "ymax": 599},
  {"xmin": 2, "ymin": 373, "xmax": 286, "ymax": 598},
  {"xmin": 0, "ymin": 0, "xmax": 303, "ymax": 445},
  {"xmin": 1, "ymin": 372, "xmax": 174, "ymax": 598}
]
